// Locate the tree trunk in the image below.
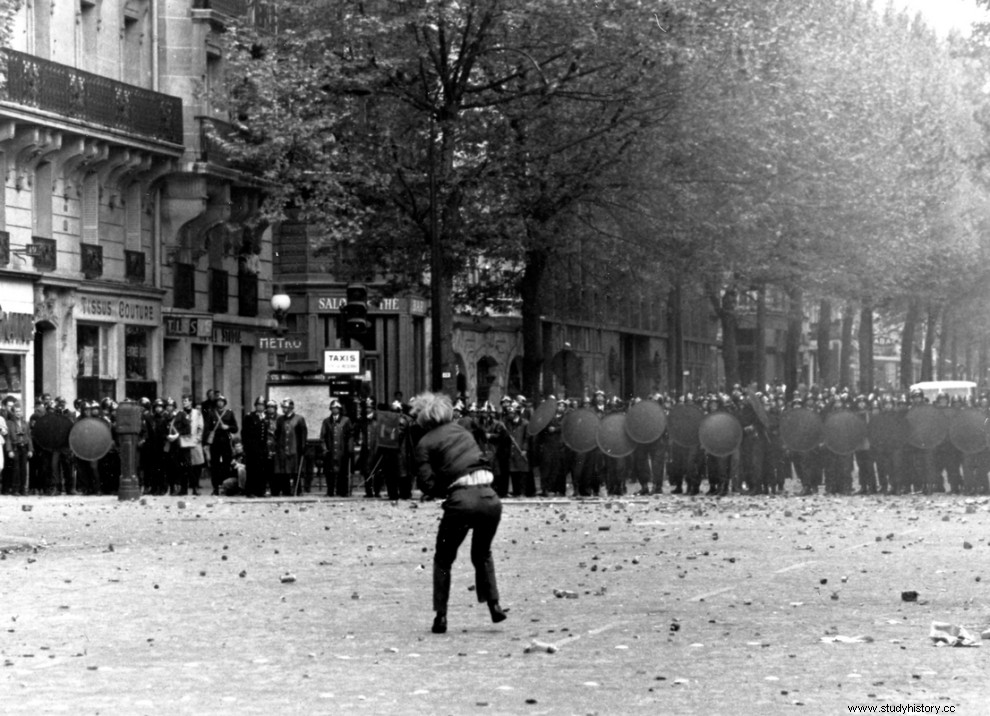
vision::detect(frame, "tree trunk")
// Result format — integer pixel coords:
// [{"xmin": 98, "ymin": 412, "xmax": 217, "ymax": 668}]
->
[
  {"xmin": 754, "ymin": 286, "xmax": 767, "ymax": 389},
  {"xmin": 978, "ymin": 336, "xmax": 985, "ymax": 387},
  {"xmin": 519, "ymin": 247, "xmax": 547, "ymax": 402},
  {"xmin": 784, "ymin": 285, "xmax": 803, "ymax": 400},
  {"xmin": 936, "ymin": 307, "xmax": 949, "ymax": 380},
  {"xmin": 839, "ymin": 303, "xmax": 854, "ymax": 390},
  {"xmin": 816, "ymin": 298, "xmax": 832, "ymax": 387},
  {"xmin": 719, "ymin": 287, "xmax": 740, "ymax": 388},
  {"xmin": 900, "ymin": 298, "xmax": 920, "ymax": 389},
  {"xmin": 858, "ymin": 300, "xmax": 874, "ymax": 395},
  {"xmin": 921, "ymin": 303, "xmax": 939, "ymax": 382},
  {"xmin": 669, "ymin": 283, "xmax": 685, "ymax": 396}
]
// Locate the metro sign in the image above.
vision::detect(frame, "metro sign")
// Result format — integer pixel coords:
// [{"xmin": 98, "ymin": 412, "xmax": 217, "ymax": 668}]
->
[
  {"xmin": 323, "ymin": 349, "xmax": 362, "ymax": 375},
  {"xmin": 259, "ymin": 335, "xmax": 306, "ymax": 353}
]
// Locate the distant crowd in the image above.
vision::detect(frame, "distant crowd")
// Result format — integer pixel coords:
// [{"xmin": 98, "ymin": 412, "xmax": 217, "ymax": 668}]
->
[{"xmin": 1, "ymin": 383, "xmax": 984, "ymax": 499}]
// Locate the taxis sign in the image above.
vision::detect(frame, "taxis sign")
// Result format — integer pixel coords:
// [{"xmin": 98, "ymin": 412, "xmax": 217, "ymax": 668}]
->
[{"xmin": 323, "ymin": 349, "xmax": 361, "ymax": 375}]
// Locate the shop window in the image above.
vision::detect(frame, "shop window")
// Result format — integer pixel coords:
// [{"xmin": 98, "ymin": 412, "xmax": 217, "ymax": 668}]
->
[
  {"xmin": 125, "ymin": 326, "xmax": 149, "ymax": 380},
  {"xmin": 0, "ymin": 354, "xmax": 23, "ymax": 394},
  {"xmin": 125, "ymin": 325, "xmax": 155, "ymax": 400},
  {"xmin": 77, "ymin": 324, "xmax": 110, "ymax": 378}
]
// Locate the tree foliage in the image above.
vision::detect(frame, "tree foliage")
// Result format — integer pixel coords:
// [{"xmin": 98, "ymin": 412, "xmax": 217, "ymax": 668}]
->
[{"xmin": 220, "ymin": 0, "xmax": 990, "ymax": 394}]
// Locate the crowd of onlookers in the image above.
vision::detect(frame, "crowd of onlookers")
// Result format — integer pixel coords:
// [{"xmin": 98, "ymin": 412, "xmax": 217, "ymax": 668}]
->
[{"xmin": 2, "ymin": 383, "xmax": 985, "ymax": 499}]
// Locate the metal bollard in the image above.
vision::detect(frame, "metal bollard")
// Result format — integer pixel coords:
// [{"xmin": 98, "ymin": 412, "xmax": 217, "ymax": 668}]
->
[{"xmin": 114, "ymin": 400, "xmax": 143, "ymax": 501}]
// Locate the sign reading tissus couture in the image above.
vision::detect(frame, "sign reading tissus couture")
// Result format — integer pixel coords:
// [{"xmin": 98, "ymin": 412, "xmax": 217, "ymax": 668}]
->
[{"xmin": 77, "ymin": 296, "xmax": 160, "ymax": 326}]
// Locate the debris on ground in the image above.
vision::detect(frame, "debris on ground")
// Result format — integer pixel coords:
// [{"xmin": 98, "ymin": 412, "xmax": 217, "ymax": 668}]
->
[
  {"xmin": 524, "ymin": 639, "xmax": 559, "ymax": 654},
  {"xmin": 929, "ymin": 621, "xmax": 980, "ymax": 647},
  {"xmin": 820, "ymin": 635, "xmax": 874, "ymax": 644}
]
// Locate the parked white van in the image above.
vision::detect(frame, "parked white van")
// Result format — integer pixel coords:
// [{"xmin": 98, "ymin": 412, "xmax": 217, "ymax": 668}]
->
[{"xmin": 909, "ymin": 380, "xmax": 977, "ymax": 402}]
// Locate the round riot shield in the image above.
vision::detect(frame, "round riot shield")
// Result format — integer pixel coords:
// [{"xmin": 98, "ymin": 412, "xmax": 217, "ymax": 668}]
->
[
  {"xmin": 668, "ymin": 404, "xmax": 704, "ymax": 448},
  {"xmin": 597, "ymin": 412, "xmax": 636, "ymax": 458},
  {"xmin": 68, "ymin": 417, "xmax": 113, "ymax": 462},
  {"xmin": 698, "ymin": 411, "xmax": 742, "ymax": 458},
  {"xmin": 822, "ymin": 410, "xmax": 867, "ymax": 456},
  {"xmin": 625, "ymin": 399, "xmax": 667, "ymax": 445},
  {"xmin": 949, "ymin": 409, "xmax": 989, "ymax": 454},
  {"xmin": 561, "ymin": 408, "xmax": 600, "ymax": 453},
  {"xmin": 868, "ymin": 411, "xmax": 909, "ymax": 452},
  {"xmin": 31, "ymin": 412, "xmax": 74, "ymax": 451},
  {"xmin": 906, "ymin": 404, "xmax": 948, "ymax": 450},
  {"xmin": 527, "ymin": 400, "xmax": 558, "ymax": 437},
  {"xmin": 779, "ymin": 407, "xmax": 823, "ymax": 453}
]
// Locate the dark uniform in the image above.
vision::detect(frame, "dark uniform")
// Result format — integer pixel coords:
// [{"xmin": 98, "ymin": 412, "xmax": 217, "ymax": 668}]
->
[
  {"xmin": 320, "ymin": 401, "xmax": 353, "ymax": 497},
  {"xmin": 2, "ymin": 406, "xmax": 32, "ymax": 495},
  {"xmin": 274, "ymin": 400, "xmax": 308, "ymax": 496},
  {"xmin": 242, "ymin": 398, "xmax": 275, "ymax": 497}
]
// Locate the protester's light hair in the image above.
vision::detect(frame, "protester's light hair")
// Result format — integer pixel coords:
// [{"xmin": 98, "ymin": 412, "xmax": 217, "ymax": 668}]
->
[{"xmin": 410, "ymin": 391, "xmax": 454, "ymax": 428}]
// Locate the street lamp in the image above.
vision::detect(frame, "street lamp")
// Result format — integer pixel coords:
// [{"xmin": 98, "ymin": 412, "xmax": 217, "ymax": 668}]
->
[{"xmin": 271, "ymin": 290, "xmax": 291, "ymax": 335}]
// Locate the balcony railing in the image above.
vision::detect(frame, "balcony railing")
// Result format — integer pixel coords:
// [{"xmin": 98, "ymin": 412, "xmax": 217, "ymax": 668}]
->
[
  {"xmin": 1, "ymin": 49, "xmax": 183, "ymax": 145},
  {"xmin": 32, "ymin": 237, "xmax": 56, "ymax": 271}
]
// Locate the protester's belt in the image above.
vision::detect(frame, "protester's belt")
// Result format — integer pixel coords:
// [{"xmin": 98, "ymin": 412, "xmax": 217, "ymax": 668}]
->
[{"xmin": 450, "ymin": 469, "xmax": 494, "ymax": 489}]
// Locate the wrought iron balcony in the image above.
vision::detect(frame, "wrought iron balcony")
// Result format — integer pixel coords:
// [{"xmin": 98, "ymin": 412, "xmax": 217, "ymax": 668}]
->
[
  {"xmin": 32, "ymin": 237, "xmax": 56, "ymax": 271},
  {"xmin": 1, "ymin": 49, "xmax": 183, "ymax": 146}
]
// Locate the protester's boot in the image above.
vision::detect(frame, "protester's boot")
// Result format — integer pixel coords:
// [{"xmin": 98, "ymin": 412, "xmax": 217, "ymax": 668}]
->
[{"xmin": 433, "ymin": 564, "xmax": 451, "ymax": 634}]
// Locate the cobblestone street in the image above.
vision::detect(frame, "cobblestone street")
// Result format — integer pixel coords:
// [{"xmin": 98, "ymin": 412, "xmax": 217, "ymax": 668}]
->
[{"xmin": 2, "ymin": 493, "xmax": 990, "ymax": 715}]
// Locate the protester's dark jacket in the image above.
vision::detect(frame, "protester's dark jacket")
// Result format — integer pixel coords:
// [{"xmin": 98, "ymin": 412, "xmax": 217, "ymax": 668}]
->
[{"xmin": 415, "ymin": 421, "xmax": 489, "ymax": 497}]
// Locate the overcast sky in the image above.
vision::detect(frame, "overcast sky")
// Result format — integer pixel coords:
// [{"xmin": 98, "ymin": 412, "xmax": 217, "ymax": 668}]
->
[{"xmin": 892, "ymin": 0, "xmax": 987, "ymax": 35}]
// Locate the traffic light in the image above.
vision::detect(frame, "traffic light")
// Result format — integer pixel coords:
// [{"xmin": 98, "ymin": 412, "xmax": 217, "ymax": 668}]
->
[{"xmin": 343, "ymin": 283, "xmax": 370, "ymax": 335}]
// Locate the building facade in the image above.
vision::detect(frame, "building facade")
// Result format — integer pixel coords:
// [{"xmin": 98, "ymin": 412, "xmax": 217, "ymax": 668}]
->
[
  {"xmin": 271, "ymin": 219, "xmax": 430, "ymax": 407},
  {"xmin": 0, "ymin": 0, "xmax": 272, "ymax": 415}
]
